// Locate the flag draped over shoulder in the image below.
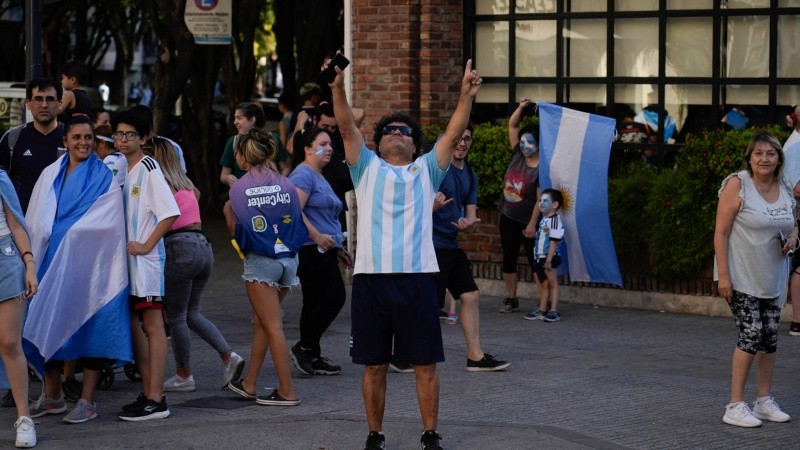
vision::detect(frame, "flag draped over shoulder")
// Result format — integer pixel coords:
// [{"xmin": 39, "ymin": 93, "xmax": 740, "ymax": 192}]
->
[
  {"xmin": 538, "ymin": 102, "xmax": 622, "ymax": 286},
  {"xmin": 22, "ymin": 153, "xmax": 132, "ymax": 375}
]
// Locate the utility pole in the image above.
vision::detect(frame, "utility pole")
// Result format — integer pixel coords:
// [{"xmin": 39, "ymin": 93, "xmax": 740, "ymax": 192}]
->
[{"xmin": 25, "ymin": 0, "xmax": 43, "ymax": 81}]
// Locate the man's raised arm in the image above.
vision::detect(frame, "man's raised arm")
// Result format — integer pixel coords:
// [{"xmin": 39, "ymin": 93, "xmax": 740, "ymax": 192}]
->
[
  {"xmin": 327, "ymin": 55, "xmax": 363, "ymax": 166},
  {"xmin": 435, "ymin": 59, "xmax": 482, "ymax": 171}
]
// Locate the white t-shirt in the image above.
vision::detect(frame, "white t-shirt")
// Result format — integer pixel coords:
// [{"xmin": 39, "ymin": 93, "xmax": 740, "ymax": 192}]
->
[{"xmin": 123, "ymin": 155, "xmax": 180, "ymax": 297}]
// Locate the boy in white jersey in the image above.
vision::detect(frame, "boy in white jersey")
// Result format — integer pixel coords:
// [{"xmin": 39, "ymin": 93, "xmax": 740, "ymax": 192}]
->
[
  {"xmin": 525, "ymin": 189, "xmax": 565, "ymax": 323},
  {"xmin": 329, "ymin": 55, "xmax": 482, "ymax": 450},
  {"xmin": 112, "ymin": 109, "xmax": 180, "ymax": 421}
]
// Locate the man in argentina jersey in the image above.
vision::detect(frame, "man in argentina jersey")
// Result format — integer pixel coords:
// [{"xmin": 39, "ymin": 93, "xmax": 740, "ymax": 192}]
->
[
  {"xmin": 113, "ymin": 109, "xmax": 179, "ymax": 422},
  {"xmin": 330, "ymin": 57, "xmax": 482, "ymax": 450}
]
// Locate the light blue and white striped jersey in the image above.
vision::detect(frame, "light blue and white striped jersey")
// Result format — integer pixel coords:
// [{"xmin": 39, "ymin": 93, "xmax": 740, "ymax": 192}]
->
[
  {"xmin": 349, "ymin": 143, "xmax": 448, "ymax": 274},
  {"xmin": 534, "ymin": 213, "xmax": 565, "ymax": 259}
]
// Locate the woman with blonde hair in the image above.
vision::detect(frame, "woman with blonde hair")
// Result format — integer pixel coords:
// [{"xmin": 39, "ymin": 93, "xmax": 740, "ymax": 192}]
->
[
  {"xmin": 223, "ymin": 128, "xmax": 306, "ymax": 406},
  {"xmin": 144, "ymin": 137, "xmax": 244, "ymax": 392}
]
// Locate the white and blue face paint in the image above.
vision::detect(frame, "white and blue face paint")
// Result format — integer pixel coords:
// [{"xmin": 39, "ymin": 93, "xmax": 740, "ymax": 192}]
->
[
  {"xmin": 314, "ymin": 146, "xmax": 325, "ymax": 157},
  {"xmin": 539, "ymin": 194, "xmax": 554, "ymax": 214},
  {"xmin": 520, "ymin": 133, "xmax": 538, "ymax": 157}
]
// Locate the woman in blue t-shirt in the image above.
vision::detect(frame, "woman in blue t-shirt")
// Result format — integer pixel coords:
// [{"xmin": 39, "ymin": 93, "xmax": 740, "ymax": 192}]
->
[
  {"xmin": 223, "ymin": 128, "xmax": 307, "ymax": 406},
  {"xmin": 287, "ymin": 128, "xmax": 350, "ymax": 377}
]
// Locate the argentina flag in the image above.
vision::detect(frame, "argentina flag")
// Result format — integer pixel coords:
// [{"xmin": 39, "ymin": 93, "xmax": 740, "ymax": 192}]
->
[
  {"xmin": 538, "ymin": 102, "xmax": 622, "ymax": 286},
  {"xmin": 22, "ymin": 153, "xmax": 132, "ymax": 375}
]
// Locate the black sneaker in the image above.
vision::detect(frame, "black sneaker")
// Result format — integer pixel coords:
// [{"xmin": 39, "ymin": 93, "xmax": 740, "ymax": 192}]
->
[
  {"xmin": 311, "ymin": 357, "xmax": 341, "ymax": 375},
  {"xmin": 118, "ymin": 396, "xmax": 170, "ymax": 421},
  {"xmin": 227, "ymin": 379, "xmax": 256, "ymax": 400},
  {"xmin": 543, "ymin": 309, "xmax": 561, "ymax": 322},
  {"xmin": 498, "ymin": 297, "xmax": 519, "ymax": 313},
  {"xmin": 290, "ymin": 343, "xmax": 314, "ymax": 376},
  {"xmin": 421, "ymin": 430, "xmax": 443, "ymax": 450},
  {"xmin": 790, "ymin": 322, "xmax": 800, "ymax": 336},
  {"xmin": 466, "ymin": 353, "xmax": 510, "ymax": 372},
  {"xmin": 1, "ymin": 390, "xmax": 15, "ymax": 408},
  {"xmin": 364, "ymin": 431, "xmax": 385, "ymax": 450},
  {"xmin": 121, "ymin": 392, "xmax": 147, "ymax": 413}
]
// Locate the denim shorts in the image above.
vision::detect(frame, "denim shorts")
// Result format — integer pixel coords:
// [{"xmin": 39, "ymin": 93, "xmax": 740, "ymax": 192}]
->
[
  {"xmin": 242, "ymin": 253, "xmax": 299, "ymax": 288},
  {"xmin": 0, "ymin": 233, "xmax": 26, "ymax": 302}
]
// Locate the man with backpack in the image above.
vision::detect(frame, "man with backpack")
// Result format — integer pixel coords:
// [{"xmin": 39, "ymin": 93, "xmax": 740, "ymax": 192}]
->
[{"xmin": 0, "ymin": 78, "xmax": 66, "ymax": 214}]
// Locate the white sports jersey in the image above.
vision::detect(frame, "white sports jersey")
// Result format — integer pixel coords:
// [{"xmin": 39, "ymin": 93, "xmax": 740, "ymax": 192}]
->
[
  {"xmin": 534, "ymin": 213, "xmax": 565, "ymax": 259},
  {"xmin": 123, "ymin": 155, "xmax": 180, "ymax": 296},
  {"xmin": 349, "ymin": 144, "xmax": 447, "ymax": 274}
]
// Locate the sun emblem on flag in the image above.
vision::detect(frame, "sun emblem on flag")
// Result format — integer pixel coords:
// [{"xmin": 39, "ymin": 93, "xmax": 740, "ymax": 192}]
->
[{"xmin": 555, "ymin": 184, "xmax": 574, "ymax": 215}]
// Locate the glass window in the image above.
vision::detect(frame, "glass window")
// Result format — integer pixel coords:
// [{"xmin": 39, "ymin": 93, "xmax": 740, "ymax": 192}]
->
[
  {"xmin": 666, "ymin": 0, "xmax": 713, "ymax": 9},
  {"xmin": 515, "ymin": 0, "xmax": 557, "ymax": 13},
  {"xmin": 516, "ymin": 21, "xmax": 557, "ymax": 76},
  {"xmin": 565, "ymin": 20, "xmax": 607, "ymax": 77},
  {"xmin": 727, "ymin": 0, "xmax": 769, "ymax": 8},
  {"xmin": 667, "ymin": 84, "xmax": 712, "ymax": 139},
  {"xmin": 616, "ymin": 84, "xmax": 655, "ymax": 113},
  {"xmin": 779, "ymin": 0, "xmax": 800, "ymax": 6},
  {"xmin": 518, "ymin": 84, "xmax": 556, "ymax": 103},
  {"xmin": 666, "ymin": 18, "xmax": 712, "ymax": 77},
  {"xmin": 615, "ymin": 0, "xmax": 658, "ymax": 11},
  {"xmin": 725, "ymin": 85, "xmax": 768, "ymax": 105},
  {"xmin": 569, "ymin": 0, "xmax": 604, "ymax": 12},
  {"xmin": 777, "ymin": 85, "xmax": 800, "ymax": 108},
  {"xmin": 564, "ymin": 84, "xmax": 606, "ymax": 104},
  {"xmin": 778, "ymin": 15, "xmax": 800, "ymax": 78},
  {"xmin": 615, "ymin": 19, "xmax": 659, "ymax": 77},
  {"xmin": 476, "ymin": 21, "xmax": 509, "ymax": 77},
  {"xmin": 475, "ymin": 83, "xmax": 509, "ymax": 103},
  {"xmin": 476, "ymin": 0, "xmax": 509, "ymax": 15},
  {"xmin": 724, "ymin": 16, "xmax": 770, "ymax": 78}
]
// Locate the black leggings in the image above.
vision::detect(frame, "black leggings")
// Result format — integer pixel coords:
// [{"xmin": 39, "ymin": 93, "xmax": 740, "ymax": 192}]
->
[
  {"xmin": 499, "ymin": 213, "xmax": 535, "ymax": 274},
  {"xmin": 296, "ymin": 245, "xmax": 347, "ymax": 358}
]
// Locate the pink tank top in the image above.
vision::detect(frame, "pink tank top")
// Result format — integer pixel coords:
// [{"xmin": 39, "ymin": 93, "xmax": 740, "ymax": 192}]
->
[{"xmin": 169, "ymin": 189, "xmax": 201, "ymax": 231}]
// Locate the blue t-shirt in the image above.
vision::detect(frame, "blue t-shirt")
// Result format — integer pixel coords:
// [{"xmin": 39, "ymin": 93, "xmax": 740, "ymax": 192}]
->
[
  {"xmin": 289, "ymin": 163, "xmax": 343, "ymax": 246},
  {"xmin": 433, "ymin": 163, "xmax": 477, "ymax": 250},
  {"xmin": 229, "ymin": 167, "xmax": 308, "ymax": 258}
]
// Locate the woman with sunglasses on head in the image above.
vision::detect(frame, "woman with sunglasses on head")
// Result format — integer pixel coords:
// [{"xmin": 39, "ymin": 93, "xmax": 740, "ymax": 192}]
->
[
  {"xmin": 0, "ymin": 167, "xmax": 38, "ymax": 447},
  {"xmin": 223, "ymin": 128, "xmax": 306, "ymax": 406},
  {"xmin": 24, "ymin": 113, "xmax": 131, "ymax": 426},
  {"xmin": 143, "ymin": 136, "xmax": 245, "ymax": 394},
  {"xmin": 286, "ymin": 127, "xmax": 351, "ymax": 377}
]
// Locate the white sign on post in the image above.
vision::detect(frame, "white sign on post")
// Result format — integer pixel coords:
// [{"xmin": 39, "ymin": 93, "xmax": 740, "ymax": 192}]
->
[{"xmin": 184, "ymin": 0, "xmax": 232, "ymax": 45}]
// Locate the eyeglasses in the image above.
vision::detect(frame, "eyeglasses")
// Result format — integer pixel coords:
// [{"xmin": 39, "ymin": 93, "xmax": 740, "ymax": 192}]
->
[
  {"xmin": 29, "ymin": 96, "xmax": 58, "ymax": 105},
  {"xmin": 111, "ymin": 131, "xmax": 139, "ymax": 140},
  {"xmin": 382, "ymin": 125, "xmax": 413, "ymax": 137},
  {"xmin": 460, "ymin": 136, "xmax": 473, "ymax": 144}
]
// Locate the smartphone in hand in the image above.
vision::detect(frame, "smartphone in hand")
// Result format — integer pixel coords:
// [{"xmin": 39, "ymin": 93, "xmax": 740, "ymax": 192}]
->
[{"xmin": 321, "ymin": 53, "xmax": 350, "ymax": 84}]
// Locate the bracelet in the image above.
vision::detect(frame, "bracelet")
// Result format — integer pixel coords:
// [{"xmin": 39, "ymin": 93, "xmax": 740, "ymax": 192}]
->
[
  {"xmin": 22, "ymin": 251, "xmax": 32, "ymax": 259},
  {"xmin": 314, "ymin": 235, "xmax": 322, "ymax": 244}
]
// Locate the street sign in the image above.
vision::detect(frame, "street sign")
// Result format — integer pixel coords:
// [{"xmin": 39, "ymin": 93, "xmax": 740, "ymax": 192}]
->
[{"xmin": 184, "ymin": 0, "xmax": 232, "ymax": 45}]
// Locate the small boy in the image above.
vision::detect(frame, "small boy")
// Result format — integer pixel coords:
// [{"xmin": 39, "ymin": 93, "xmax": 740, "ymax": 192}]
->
[
  {"xmin": 524, "ymin": 189, "xmax": 565, "ymax": 322},
  {"xmin": 58, "ymin": 60, "xmax": 93, "ymax": 120},
  {"xmin": 112, "ymin": 109, "xmax": 180, "ymax": 421}
]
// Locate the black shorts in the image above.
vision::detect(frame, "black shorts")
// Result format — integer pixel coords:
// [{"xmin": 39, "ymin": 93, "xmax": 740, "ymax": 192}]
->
[
  {"xmin": 533, "ymin": 255, "xmax": 562, "ymax": 282},
  {"xmin": 350, "ymin": 273, "xmax": 445, "ymax": 366},
  {"xmin": 434, "ymin": 248, "xmax": 479, "ymax": 303}
]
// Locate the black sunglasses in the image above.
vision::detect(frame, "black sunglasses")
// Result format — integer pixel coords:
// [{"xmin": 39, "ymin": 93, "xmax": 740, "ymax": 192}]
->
[{"xmin": 382, "ymin": 125, "xmax": 413, "ymax": 137}]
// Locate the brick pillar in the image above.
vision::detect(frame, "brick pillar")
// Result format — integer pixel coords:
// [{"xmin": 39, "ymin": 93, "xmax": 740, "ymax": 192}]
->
[{"xmin": 350, "ymin": 0, "xmax": 464, "ymax": 138}]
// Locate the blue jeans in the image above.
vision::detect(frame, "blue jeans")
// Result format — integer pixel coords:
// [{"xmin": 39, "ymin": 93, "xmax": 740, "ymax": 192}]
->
[{"xmin": 164, "ymin": 231, "xmax": 230, "ymax": 368}]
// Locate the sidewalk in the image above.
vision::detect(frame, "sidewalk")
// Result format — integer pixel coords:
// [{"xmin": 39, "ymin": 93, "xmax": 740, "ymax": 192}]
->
[{"xmin": 2, "ymin": 218, "xmax": 798, "ymax": 449}]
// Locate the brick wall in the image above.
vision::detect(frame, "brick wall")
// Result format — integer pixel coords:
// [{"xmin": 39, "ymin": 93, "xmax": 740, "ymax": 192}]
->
[
  {"xmin": 459, "ymin": 208, "xmax": 535, "ymax": 283},
  {"xmin": 350, "ymin": 0, "xmax": 464, "ymax": 143}
]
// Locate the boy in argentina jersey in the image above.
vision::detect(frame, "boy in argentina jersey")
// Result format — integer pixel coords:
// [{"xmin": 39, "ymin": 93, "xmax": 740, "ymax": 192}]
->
[
  {"xmin": 530, "ymin": 189, "xmax": 565, "ymax": 323},
  {"xmin": 113, "ymin": 109, "xmax": 179, "ymax": 422},
  {"xmin": 330, "ymin": 56, "xmax": 482, "ymax": 450}
]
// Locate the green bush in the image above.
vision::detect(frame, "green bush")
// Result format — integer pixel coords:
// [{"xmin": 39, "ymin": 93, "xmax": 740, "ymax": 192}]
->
[{"xmin": 608, "ymin": 163, "xmax": 656, "ymax": 266}]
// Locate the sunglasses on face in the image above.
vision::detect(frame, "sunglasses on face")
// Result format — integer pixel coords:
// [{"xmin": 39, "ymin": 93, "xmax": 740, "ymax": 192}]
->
[{"xmin": 382, "ymin": 125, "xmax": 413, "ymax": 137}]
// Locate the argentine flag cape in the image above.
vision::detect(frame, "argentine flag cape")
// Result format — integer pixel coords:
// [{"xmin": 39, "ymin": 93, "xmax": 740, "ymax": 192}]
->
[
  {"xmin": 0, "ymin": 170, "xmax": 29, "ymax": 388},
  {"xmin": 23, "ymin": 153, "xmax": 132, "ymax": 375}
]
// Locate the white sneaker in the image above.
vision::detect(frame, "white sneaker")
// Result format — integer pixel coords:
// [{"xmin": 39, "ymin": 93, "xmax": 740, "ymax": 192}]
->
[
  {"xmin": 722, "ymin": 401, "xmax": 762, "ymax": 428},
  {"xmin": 221, "ymin": 352, "xmax": 245, "ymax": 388},
  {"xmin": 163, "ymin": 374, "xmax": 196, "ymax": 392},
  {"xmin": 14, "ymin": 416, "xmax": 36, "ymax": 448},
  {"xmin": 752, "ymin": 396, "xmax": 791, "ymax": 423}
]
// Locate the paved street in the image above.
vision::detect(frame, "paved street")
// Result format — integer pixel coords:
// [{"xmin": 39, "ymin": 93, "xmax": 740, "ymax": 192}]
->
[{"xmin": 2, "ymin": 218, "xmax": 798, "ymax": 449}]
